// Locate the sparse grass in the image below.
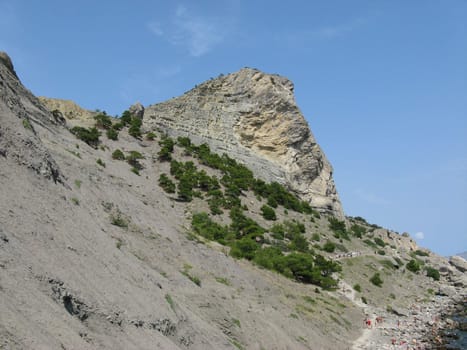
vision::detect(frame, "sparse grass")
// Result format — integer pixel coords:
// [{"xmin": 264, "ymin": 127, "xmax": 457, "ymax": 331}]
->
[
  {"xmin": 96, "ymin": 158, "xmax": 106, "ymax": 167},
  {"xmin": 330, "ymin": 314, "xmax": 342, "ymax": 326},
  {"xmin": 130, "ymin": 167, "xmax": 140, "ymax": 175},
  {"xmin": 111, "ymin": 215, "xmax": 128, "ymax": 228},
  {"xmin": 74, "ymin": 179, "xmax": 82, "ymax": 188},
  {"xmin": 290, "ymin": 313, "xmax": 299, "ymax": 319},
  {"xmin": 232, "ymin": 318, "xmax": 241, "ymax": 328},
  {"xmin": 165, "ymin": 294, "xmax": 175, "ymax": 312},
  {"xmin": 22, "ymin": 118, "xmax": 32, "ymax": 130},
  {"xmin": 215, "ymin": 276, "xmax": 231, "ymax": 286},
  {"xmin": 188, "ymin": 275, "xmax": 201, "ymax": 286},
  {"xmin": 297, "ymin": 336, "xmax": 307, "ymax": 343},
  {"xmin": 181, "ymin": 264, "xmax": 201, "ymax": 286},
  {"xmin": 230, "ymin": 339, "xmax": 244, "ymax": 350},
  {"xmin": 66, "ymin": 149, "xmax": 81, "ymax": 158},
  {"xmin": 379, "ymin": 259, "xmax": 396, "ymax": 270},
  {"xmin": 71, "ymin": 197, "xmax": 79, "ymax": 205},
  {"xmin": 116, "ymin": 239, "xmax": 123, "ymax": 249},
  {"xmin": 296, "ymin": 304, "xmax": 314, "ymax": 314},
  {"xmin": 302, "ymin": 296, "xmax": 316, "ymax": 304}
]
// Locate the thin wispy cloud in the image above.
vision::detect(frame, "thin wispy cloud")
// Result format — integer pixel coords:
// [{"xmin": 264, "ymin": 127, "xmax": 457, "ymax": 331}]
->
[
  {"xmin": 311, "ymin": 18, "xmax": 367, "ymax": 39},
  {"xmin": 281, "ymin": 15, "xmax": 373, "ymax": 46},
  {"xmin": 148, "ymin": 5, "xmax": 225, "ymax": 57}
]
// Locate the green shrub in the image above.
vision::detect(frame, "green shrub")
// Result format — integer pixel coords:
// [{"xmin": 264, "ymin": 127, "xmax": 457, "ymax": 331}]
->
[
  {"xmin": 353, "ymin": 284, "xmax": 361, "ymax": 292},
  {"xmin": 363, "ymin": 239, "xmax": 377, "ymax": 248},
  {"xmin": 120, "ymin": 110, "xmax": 132, "ymax": 125},
  {"xmin": 414, "ymin": 249, "xmax": 429, "ymax": 257},
  {"xmin": 159, "ymin": 174, "xmax": 176, "ymax": 193},
  {"xmin": 260, "ymin": 205, "xmax": 276, "ymax": 221},
  {"xmin": 270, "ymin": 224, "xmax": 285, "ymax": 240},
  {"xmin": 158, "ymin": 137, "xmax": 175, "ymax": 161},
  {"xmin": 323, "ymin": 241, "xmax": 336, "ymax": 253},
  {"xmin": 230, "ymin": 237, "xmax": 260, "ymax": 260},
  {"xmin": 146, "ymin": 132, "xmax": 156, "ymax": 140},
  {"xmin": 126, "ymin": 151, "xmax": 144, "ymax": 169},
  {"xmin": 96, "ymin": 158, "xmax": 105, "ymax": 167},
  {"xmin": 374, "ymin": 237, "xmax": 386, "ymax": 247},
  {"xmin": 112, "ymin": 149, "xmax": 125, "ymax": 160},
  {"xmin": 94, "ymin": 113, "xmax": 112, "ymax": 129},
  {"xmin": 328, "ymin": 217, "xmax": 349, "ymax": 240},
  {"xmin": 111, "ymin": 215, "xmax": 128, "ymax": 228},
  {"xmin": 192, "ymin": 212, "xmax": 229, "ymax": 243},
  {"xmin": 112, "ymin": 121, "xmax": 125, "ymax": 130},
  {"xmin": 177, "ymin": 175, "xmax": 195, "ymax": 202},
  {"xmin": 128, "ymin": 117, "xmax": 142, "ymax": 138},
  {"xmin": 425, "ymin": 266, "xmax": 440, "ymax": 281},
  {"xmin": 22, "ymin": 119, "xmax": 32, "ymax": 130},
  {"xmin": 377, "ymin": 249, "xmax": 386, "ymax": 255},
  {"xmin": 311, "ymin": 233, "xmax": 320, "ymax": 241},
  {"xmin": 289, "ymin": 234, "xmax": 309, "ymax": 253},
  {"xmin": 70, "ymin": 126, "xmax": 101, "ymax": 147},
  {"xmin": 406, "ymin": 259, "xmax": 421, "ymax": 273},
  {"xmin": 106, "ymin": 128, "xmax": 118, "ymax": 140},
  {"xmin": 370, "ymin": 272, "xmax": 383, "ymax": 287},
  {"xmin": 267, "ymin": 196, "xmax": 278, "ymax": 208},
  {"xmin": 350, "ymin": 224, "xmax": 365, "ymax": 238}
]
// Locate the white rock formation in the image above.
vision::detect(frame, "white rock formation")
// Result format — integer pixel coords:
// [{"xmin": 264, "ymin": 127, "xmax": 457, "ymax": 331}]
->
[{"xmin": 143, "ymin": 68, "xmax": 343, "ymax": 217}]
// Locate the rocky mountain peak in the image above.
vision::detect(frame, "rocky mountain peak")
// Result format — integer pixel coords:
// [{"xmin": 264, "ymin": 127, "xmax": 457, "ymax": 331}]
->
[
  {"xmin": 0, "ymin": 51, "xmax": 18, "ymax": 79},
  {"xmin": 144, "ymin": 68, "xmax": 343, "ymax": 216}
]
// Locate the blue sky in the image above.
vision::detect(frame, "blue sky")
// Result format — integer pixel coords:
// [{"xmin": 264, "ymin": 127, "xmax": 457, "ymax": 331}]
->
[{"xmin": 1, "ymin": 0, "xmax": 466, "ymax": 256}]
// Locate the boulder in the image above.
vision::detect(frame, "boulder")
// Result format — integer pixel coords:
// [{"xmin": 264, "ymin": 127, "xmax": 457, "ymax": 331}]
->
[
  {"xmin": 129, "ymin": 102, "xmax": 144, "ymax": 119},
  {"xmin": 449, "ymin": 255, "xmax": 467, "ymax": 273}
]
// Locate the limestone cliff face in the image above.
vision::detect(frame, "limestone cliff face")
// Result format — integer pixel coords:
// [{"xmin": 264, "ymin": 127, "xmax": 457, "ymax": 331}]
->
[{"xmin": 143, "ymin": 68, "xmax": 343, "ymax": 216}]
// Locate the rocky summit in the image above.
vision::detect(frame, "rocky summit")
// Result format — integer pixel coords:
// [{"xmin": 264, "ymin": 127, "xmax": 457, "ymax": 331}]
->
[
  {"xmin": 143, "ymin": 68, "xmax": 343, "ymax": 217},
  {"xmin": 0, "ymin": 52, "xmax": 465, "ymax": 350}
]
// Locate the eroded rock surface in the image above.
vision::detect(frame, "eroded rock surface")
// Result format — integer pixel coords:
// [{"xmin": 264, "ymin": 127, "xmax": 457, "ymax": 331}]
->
[
  {"xmin": 143, "ymin": 68, "xmax": 343, "ymax": 216},
  {"xmin": 0, "ymin": 52, "xmax": 64, "ymax": 183}
]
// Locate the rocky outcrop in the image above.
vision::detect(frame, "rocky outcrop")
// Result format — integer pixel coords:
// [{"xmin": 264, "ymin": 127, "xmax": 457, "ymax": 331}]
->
[
  {"xmin": 143, "ymin": 68, "xmax": 343, "ymax": 216},
  {"xmin": 0, "ymin": 52, "xmax": 64, "ymax": 183},
  {"xmin": 129, "ymin": 102, "xmax": 145, "ymax": 119},
  {"xmin": 450, "ymin": 255, "xmax": 467, "ymax": 273},
  {"xmin": 38, "ymin": 96, "xmax": 96, "ymax": 125}
]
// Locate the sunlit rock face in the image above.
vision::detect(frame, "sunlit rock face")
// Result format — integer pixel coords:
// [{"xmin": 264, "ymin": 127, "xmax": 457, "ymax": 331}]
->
[{"xmin": 143, "ymin": 68, "xmax": 343, "ymax": 217}]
